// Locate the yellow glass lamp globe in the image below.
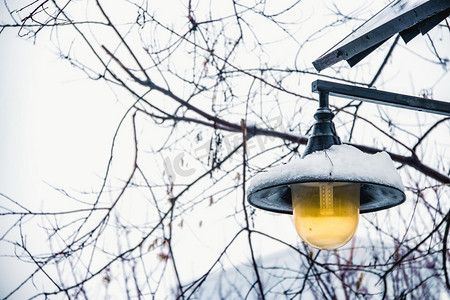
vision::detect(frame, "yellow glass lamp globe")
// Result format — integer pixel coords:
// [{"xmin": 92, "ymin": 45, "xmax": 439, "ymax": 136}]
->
[{"xmin": 291, "ymin": 182, "xmax": 360, "ymax": 250}]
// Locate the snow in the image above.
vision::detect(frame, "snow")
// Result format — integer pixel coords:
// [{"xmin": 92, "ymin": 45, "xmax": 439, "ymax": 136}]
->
[{"xmin": 248, "ymin": 144, "xmax": 404, "ymax": 194}]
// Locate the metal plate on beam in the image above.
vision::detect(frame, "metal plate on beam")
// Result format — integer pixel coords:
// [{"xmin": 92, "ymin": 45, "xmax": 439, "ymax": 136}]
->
[{"xmin": 312, "ymin": 0, "xmax": 450, "ymax": 71}]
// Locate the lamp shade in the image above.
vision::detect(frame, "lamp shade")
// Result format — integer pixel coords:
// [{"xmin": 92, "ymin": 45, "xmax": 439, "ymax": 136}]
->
[{"xmin": 247, "ymin": 145, "xmax": 405, "ymax": 214}]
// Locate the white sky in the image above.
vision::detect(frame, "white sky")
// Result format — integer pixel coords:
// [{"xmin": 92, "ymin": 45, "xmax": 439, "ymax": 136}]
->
[{"xmin": 0, "ymin": 28, "xmax": 128, "ymax": 298}]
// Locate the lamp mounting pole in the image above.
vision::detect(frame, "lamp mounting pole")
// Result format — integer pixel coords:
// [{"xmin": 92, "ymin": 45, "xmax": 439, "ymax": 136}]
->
[{"xmin": 302, "ymin": 91, "xmax": 341, "ymax": 158}]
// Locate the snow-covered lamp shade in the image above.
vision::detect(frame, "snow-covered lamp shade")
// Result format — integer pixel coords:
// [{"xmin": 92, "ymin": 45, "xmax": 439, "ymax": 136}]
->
[
  {"xmin": 247, "ymin": 145, "xmax": 405, "ymax": 249},
  {"xmin": 247, "ymin": 93, "xmax": 405, "ymax": 250}
]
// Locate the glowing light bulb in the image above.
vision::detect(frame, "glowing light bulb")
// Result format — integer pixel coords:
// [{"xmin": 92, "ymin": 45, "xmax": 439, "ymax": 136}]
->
[{"xmin": 291, "ymin": 182, "xmax": 360, "ymax": 250}]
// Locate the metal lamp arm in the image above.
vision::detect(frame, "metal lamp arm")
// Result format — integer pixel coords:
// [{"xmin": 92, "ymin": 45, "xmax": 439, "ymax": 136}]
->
[{"xmin": 312, "ymin": 80, "xmax": 450, "ymax": 116}]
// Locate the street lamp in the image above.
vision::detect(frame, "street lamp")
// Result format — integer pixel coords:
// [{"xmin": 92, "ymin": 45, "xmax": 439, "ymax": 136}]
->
[{"xmin": 247, "ymin": 80, "xmax": 450, "ymax": 250}]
